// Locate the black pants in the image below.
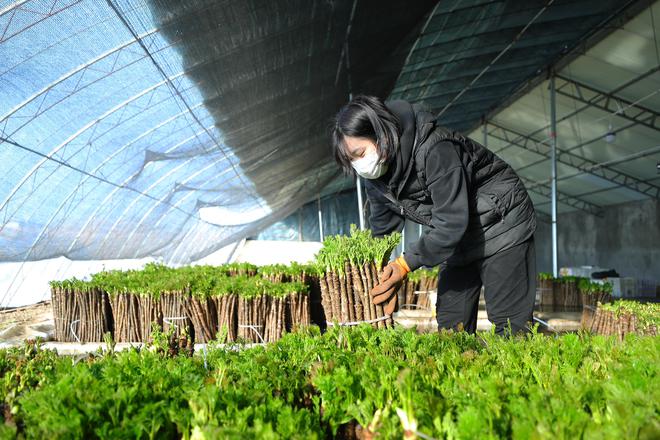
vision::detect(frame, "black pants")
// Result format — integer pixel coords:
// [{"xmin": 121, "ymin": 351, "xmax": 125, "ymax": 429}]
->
[{"xmin": 436, "ymin": 238, "xmax": 536, "ymax": 335}]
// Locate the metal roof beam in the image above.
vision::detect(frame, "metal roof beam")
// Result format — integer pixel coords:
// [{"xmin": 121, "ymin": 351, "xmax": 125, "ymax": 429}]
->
[
  {"xmin": 526, "ymin": 144, "xmax": 660, "ymax": 191},
  {"xmin": 488, "ymin": 122, "xmax": 660, "ymax": 200},
  {"xmin": 472, "ymin": 0, "xmax": 654, "ymax": 133},
  {"xmin": 555, "ymin": 74, "xmax": 660, "ymax": 133},
  {"xmin": 0, "ymin": 0, "xmax": 82, "ymax": 44},
  {"xmin": 522, "ymin": 177, "xmax": 604, "ymax": 216},
  {"xmin": 491, "ymin": 65, "xmax": 660, "ymax": 157},
  {"xmin": 494, "ymin": 119, "xmax": 653, "ymax": 191}
]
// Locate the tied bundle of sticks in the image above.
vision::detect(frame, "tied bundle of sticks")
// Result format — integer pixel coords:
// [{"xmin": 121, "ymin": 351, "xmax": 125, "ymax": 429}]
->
[
  {"xmin": 51, "ymin": 282, "xmax": 80, "ymax": 342},
  {"xmin": 558, "ymin": 278, "xmax": 581, "ymax": 311},
  {"xmin": 233, "ymin": 276, "xmax": 310, "ymax": 342},
  {"xmin": 187, "ymin": 295, "xmax": 218, "ymax": 343},
  {"xmin": 287, "ymin": 291, "xmax": 311, "ymax": 330},
  {"xmin": 319, "ymin": 261, "xmax": 392, "ymax": 329},
  {"xmin": 549, "ymin": 277, "xmax": 582, "ymax": 312},
  {"xmin": 264, "ymin": 295, "xmax": 286, "ymax": 343},
  {"xmin": 588, "ymin": 301, "xmax": 658, "ymax": 339},
  {"xmin": 160, "ymin": 291, "xmax": 193, "ymax": 341},
  {"xmin": 259, "ymin": 266, "xmax": 312, "ymax": 332},
  {"xmin": 74, "ymin": 288, "xmax": 112, "ymax": 343},
  {"xmin": 416, "ymin": 270, "xmax": 437, "ymax": 310},
  {"xmin": 288, "ymin": 270, "xmax": 313, "ymax": 330},
  {"xmin": 537, "ymin": 274, "xmax": 555, "ymax": 312},
  {"xmin": 316, "ymin": 227, "xmax": 401, "ymax": 329},
  {"xmin": 260, "ymin": 281, "xmax": 309, "ymax": 342},
  {"xmin": 237, "ymin": 294, "xmax": 268, "ymax": 343},
  {"xmin": 109, "ymin": 293, "xmax": 139, "ymax": 342},
  {"xmin": 110, "ymin": 293, "xmax": 161, "ymax": 342},
  {"xmin": 579, "ymin": 279, "xmax": 613, "ymax": 328},
  {"xmin": 536, "ymin": 275, "xmax": 582, "ymax": 312},
  {"xmin": 398, "ymin": 278, "xmax": 417, "ymax": 310},
  {"xmin": 214, "ymin": 293, "xmax": 238, "ymax": 342},
  {"xmin": 581, "ymin": 287, "xmax": 613, "ymax": 308},
  {"xmin": 552, "ymin": 279, "xmax": 566, "ymax": 311},
  {"xmin": 396, "ymin": 268, "xmax": 436, "ymax": 310},
  {"xmin": 50, "ymin": 282, "xmax": 112, "ymax": 343}
]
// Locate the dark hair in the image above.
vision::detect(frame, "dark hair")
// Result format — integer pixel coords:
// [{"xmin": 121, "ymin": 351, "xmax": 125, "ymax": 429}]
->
[{"xmin": 331, "ymin": 95, "xmax": 401, "ymax": 175}]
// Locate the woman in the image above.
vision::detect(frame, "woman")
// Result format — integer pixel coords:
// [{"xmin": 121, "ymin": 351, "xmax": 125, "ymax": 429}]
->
[{"xmin": 331, "ymin": 95, "xmax": 537, "ymax": 335}]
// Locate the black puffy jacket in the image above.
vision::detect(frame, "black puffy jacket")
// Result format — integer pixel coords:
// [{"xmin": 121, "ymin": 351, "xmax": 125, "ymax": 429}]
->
[{"xmin": 365, "ymin": 100, "xmax": 536, "ymax": 271}]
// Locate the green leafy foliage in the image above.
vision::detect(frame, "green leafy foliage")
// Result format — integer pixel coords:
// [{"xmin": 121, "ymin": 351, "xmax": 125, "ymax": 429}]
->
[
  {"xmin": 537, "ymin": 272, "xmax": 554, "ymax": 281},
  {"xmin": 258, "ymin": 262, "xmax": 320, "ymax": 280},
  {"xmin": 407, "ymin": 266, "xmax": 439, "ymax": 282},
  {"xmin": 578, "ymin": 278, "xmax": 613, "ymax": 295},
  {"xmin": 0, "ymin": 339, "xmax": 60, "ymax": 435},
  {"xmin": 49, "ymin": 264, "xmax": 308, "ymax": 301},
  {"xmin": 600, "ymin": 300, "xmax": 660, "ymax": 332},
  {"xmin": 556, "ymin": 275, "xmax": 584, "ymax": 284},
  {"xmin": 18, "ymin": 349, "xmax": 205, "ymax": 439},
  {"xmin": 1, "ymin": 328, "xmax": 658, "ymax": 439},
  {"xmin": 315, "ymin": 225, "xmax": 401, "ymax": 274}
]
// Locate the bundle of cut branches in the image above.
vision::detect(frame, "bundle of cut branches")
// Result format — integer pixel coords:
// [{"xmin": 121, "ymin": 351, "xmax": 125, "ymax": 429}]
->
[
  {"xmin": 50, "ymin": 281, "xmax": 80, "ymax": 342},
  {"xmin": 214, "ymin": 293, "xmax": 238, "ymax": 342},
  {"xmin": 316, "ymin": 226, "xmax": 401, "ymax": 329},
  {"xmin": 50, "ymin": 263, "xmax": 314, "ymax": 344},
  {"xmin": 187, "ymin": 295, "xmax": 217, "ymax": 343},
  {"xmin": 588, "ymin": 300, "xmax": 658, "ymax": 339},
  {"xmin": 110, "ymin": 293, "xmax": 142, "ymax": 342},
  {"xmin": 579, "ymin": 279, "xmax": 613, "ymax": 328},
  {"xmin": 397, "ymin": 268, "xmax": 437, "ymax": 311},
  {"xmin": 160, "ymin": 291, "xmax": 192, "ymax": 341},
  {"xmin": 537, "ymin": 273, "xmax": 555, "ymax": 312}
]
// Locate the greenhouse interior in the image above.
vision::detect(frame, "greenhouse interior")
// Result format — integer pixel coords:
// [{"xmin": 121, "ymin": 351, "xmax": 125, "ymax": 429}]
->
[{"xmin": 0, "ymin": 0, "xmax": 658, "ymax": 438}]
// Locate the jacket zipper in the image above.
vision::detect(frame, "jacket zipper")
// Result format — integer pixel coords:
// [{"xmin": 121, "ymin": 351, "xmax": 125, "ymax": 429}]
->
[
  {"xmin": 394, "ymin": 198, "xmax": 432, "ymax": 227},
  {"xmin": 371, "ymin": 179, "xmax": 434, "ymax": 227}
]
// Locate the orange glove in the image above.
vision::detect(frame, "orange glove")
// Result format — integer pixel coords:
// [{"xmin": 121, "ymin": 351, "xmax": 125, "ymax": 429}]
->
[{"xmin": 370, "ymin": 256, "xmax": 411, "ymax": 315}]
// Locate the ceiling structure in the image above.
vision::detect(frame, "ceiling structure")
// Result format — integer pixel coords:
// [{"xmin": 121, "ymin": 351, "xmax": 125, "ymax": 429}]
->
[
  {"xmin": 0, "ymin": 0, "xmax": 657, "ymax": 273},
  {"xmin": 467, "ymin": 1, "xmax": 660, "ymax": 217}
]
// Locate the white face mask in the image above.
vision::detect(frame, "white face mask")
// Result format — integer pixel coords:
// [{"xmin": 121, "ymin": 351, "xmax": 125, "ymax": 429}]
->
[{"xmin": 350, "ymin": 148, "xmax": 388, "ymax": 179}]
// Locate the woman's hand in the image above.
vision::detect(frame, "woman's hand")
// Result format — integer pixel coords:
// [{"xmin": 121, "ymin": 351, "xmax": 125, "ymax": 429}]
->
[{"xmin": 370, "ymin": 256, "xmax": 410, "ymax": 315}]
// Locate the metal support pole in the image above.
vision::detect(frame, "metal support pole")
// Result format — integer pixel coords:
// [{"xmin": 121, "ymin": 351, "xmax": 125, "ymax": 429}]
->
[
  {"xmin": 550, "ymin": 74, "xmax": 559, "ymax": 277},
  {"xmin": 356, "ymin": 175, "xmax": 365, "ymax": 230},
  {"xmin": 317, "ymin": 195, "xmax": 324, "ymax": 242}
]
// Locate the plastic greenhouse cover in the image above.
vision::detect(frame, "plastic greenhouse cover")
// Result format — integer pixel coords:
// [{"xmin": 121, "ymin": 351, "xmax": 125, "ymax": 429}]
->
[
  {"xmin": 0, "ymin": 0, "xmax": 437, "ymax": 277},
  {"xmin": 257, "ymin": 188, "xmax": 360, "ymax": 242}
]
